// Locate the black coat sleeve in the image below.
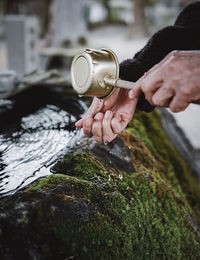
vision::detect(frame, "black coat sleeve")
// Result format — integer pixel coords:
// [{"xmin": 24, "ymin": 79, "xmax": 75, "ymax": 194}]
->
[{"xmin": 119, "ymin": 1, "xmax": 200, "ymax": 112}]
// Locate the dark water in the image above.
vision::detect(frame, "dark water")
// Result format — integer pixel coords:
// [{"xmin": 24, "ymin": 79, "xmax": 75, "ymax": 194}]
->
[{"xmin": 0, "ymin": 85, "xmax": 86, "ymax": 196}]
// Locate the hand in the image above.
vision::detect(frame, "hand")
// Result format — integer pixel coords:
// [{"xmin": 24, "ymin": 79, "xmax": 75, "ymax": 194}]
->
[
  {"xmin": 75, "ymin": 88, "xmax": 138, "ymax": 142},
  {"xmin": 129, "ymin": 50, "xmax": 200, "ymax": 112}
]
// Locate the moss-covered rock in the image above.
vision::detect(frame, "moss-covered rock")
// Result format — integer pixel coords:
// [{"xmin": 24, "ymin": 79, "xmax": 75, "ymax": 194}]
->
[{"xmin": 0, "ymin": 110, "xmax": 199, "ymax": 260}]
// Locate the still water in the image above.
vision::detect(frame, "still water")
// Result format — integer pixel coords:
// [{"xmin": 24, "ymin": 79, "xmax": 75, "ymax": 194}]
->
[{"xmin": 0, "ymin": 85, "xmax": 85, "ymax": 196}]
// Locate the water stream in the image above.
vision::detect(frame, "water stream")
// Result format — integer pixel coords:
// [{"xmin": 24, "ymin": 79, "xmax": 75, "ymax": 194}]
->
[{"xmin": 0, "ymin": 85, "xmax": 86, "ymax": 196}]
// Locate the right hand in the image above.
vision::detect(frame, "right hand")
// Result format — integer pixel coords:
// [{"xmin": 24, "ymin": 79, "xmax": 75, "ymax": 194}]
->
[
  {"xmin": 129, "ymin": 50, "xmax": 200, "ymax": 112},
  {"xmin": 75, "ymin": 88, "xmax": 138, "ymax": 143}
]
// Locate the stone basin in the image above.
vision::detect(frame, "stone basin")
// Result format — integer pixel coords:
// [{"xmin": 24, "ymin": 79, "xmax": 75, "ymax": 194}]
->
[{"xmin": 0, "ymin": 90, "xmax": 199, "ymax": 259}]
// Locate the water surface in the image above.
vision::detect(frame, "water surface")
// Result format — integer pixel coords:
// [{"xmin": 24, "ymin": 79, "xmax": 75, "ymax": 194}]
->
[{"xmin": 0, "ymin": 85, "xmax": 85, "ymax": 196}]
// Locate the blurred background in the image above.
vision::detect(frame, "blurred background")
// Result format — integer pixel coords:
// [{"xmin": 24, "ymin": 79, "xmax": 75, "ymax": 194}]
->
[
  {"xmin": 0, "ymin": 0, "xmax": 195, "ymax": 71},
  {"xmin": 0, "ymin": 0, "xmax": 199, "ymax": 195}
]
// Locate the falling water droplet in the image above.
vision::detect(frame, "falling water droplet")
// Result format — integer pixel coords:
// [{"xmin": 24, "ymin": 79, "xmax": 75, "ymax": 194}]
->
[{"xmin": 118, "ymin": 174, "xmax": 123, "ymax": 180}]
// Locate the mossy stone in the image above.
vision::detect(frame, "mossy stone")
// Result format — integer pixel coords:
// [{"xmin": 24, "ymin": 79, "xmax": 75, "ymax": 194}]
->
[{"xmin": 0, "ymin": 110, "xmax": 199, "ymax": 260}]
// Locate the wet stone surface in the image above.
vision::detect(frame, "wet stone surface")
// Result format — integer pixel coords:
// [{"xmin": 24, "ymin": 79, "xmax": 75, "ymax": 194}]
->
[{"xmin": 91, "ymin": 137, "xmax": 135, "ymax": 174}]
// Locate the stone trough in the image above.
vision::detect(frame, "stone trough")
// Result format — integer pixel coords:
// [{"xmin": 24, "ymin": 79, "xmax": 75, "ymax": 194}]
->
[{"xmin": 0, "ymin": 82, "xmax": 199, "ymax": 258}]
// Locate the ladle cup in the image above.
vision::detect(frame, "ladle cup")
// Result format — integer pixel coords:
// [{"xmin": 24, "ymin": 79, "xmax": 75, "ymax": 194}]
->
[{"xmin": 70, "ymin": 48, "xmax": 135, "ymax": 99}]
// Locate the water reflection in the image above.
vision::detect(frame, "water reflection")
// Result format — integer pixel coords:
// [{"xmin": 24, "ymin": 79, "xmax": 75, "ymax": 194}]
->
[{"xmin": 0, "ymin": 86, "xmax": 85, "ymax": 196}]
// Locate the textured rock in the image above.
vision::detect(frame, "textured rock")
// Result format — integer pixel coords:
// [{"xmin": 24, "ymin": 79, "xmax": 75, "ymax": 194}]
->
[
  {"xmin": 159, "ymin": 108, "xmax": 200, "ymax": 177},
  {"xmin": 0, "ymin": 110, "xmax": 199, "ymax": 260}
]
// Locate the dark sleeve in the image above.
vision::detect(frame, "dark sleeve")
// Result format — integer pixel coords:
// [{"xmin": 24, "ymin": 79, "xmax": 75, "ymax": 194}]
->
[{"xmin": 120, "ymin": 2, "xmax": 200, "ymax": 112}]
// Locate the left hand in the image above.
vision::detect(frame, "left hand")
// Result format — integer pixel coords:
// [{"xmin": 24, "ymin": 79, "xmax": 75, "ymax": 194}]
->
[{"xmin": 76, "ymin": 88, "xmax": 138, "ymax": 143}]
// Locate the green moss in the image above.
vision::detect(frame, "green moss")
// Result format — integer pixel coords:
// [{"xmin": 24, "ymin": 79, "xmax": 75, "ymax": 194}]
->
[
  {"xmin": 26, "ymin": 170, "xmax": 200, "ymax": 259},
  {"xmin": 25, "ymin": 110, "xmax": 200, "ymax": 259},
  {"xmin": 27, "ymin": 174, "xmax": 70, "ymax": 191},
  {"xmin": 126, "ymin": 110, "xmax": 200, "ymax": 223}
]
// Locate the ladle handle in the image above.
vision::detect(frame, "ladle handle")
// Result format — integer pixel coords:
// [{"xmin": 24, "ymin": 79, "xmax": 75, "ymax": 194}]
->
[
  {"xmin": 115, "ymin": 79, "xmax": 136, "ymax": 90},
  {"xmin": 104, "ymin": 77, "xmax": 135, "ymax": 90},
  {"xmin": 104, "ymin": 77, "xmax": 200, "ymax": 105}
]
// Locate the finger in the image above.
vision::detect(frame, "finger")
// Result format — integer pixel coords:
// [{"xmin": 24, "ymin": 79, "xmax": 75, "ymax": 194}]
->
[
  {"xmin": 103, "ymin": 88, "xmax": 120, "ymax": 111},
  {"xmin": 102, "ymin": 110, "xmax": 117, "ymax": 143},
  {"xmin": 83, "ymin": 116, "xmax": 93, "ymax": 138},
  {"xmin": 152, "ymin": 85, "xmax": 175, "ymax": 107},
  {"xmin": 111, "ymin": 114, "xmax": 123, "ymax": 135},
  {"xmin": 169, "ymin": 94, "xmax": 189, "ymax": 113},
  {"xmin": 129, "ymin": 83, "xmax": 142, "ymax": 99},
  {"xmin": 92, "ymin": 113, "xmax": 104, "ymax": 142},
  {"xmin": 141, "ymin": 75, "xmax": 163, "ymax": 103},
  {"xmin": 111, "ymin": 111, "xmax": 133, "ymax": 135},
  {"xmin": 87, "ymin": 97, "xmax": 104, "ymax": 116},
  {"xmin": 130, "ymin": 72, "xmax": 163, "ymax": 102},
  {"xmin": 75, "ymin": 118, "xmax": 83, "ymax": 128},
  {"xmin": 129, "ymin": 71, "xmax": 150, "ymax": 99},
  {"xmin": 112, "ymin": 97, "xmax": 138, "ymax": 134}
]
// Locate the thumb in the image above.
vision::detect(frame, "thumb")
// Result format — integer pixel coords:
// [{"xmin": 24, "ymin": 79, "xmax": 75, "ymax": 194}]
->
[{"xmin": 111, "ymin": 115, "xmax": 123, "ymax": 135}]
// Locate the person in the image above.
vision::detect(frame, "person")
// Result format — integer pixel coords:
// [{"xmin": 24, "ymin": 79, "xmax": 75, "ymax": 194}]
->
[{"xmin": 75, "ymin": 1, "xmax": 200, "ymax": 143}]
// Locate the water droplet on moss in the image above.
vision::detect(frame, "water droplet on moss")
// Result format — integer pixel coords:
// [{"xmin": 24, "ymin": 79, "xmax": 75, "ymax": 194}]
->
[{"xmin": 119, "ymin": 174, "xmax": 123, "ymax": 180}]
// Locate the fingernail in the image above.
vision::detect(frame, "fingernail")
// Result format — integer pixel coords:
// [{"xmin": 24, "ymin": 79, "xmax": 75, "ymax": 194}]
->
[
  {"xmin": 129, "ymin": 90, "xmax": 135, "ymax": 99},
  {"xmin": 94, "ymin": 137, "xmax": 102, "ymax": 143},
  {"xmin": 105, "ymin": 111, "xmax": 111, "ymax": 119},
  {"xmin": 94, "ymin": 113, "xmax": 102, "ymax": 120}
]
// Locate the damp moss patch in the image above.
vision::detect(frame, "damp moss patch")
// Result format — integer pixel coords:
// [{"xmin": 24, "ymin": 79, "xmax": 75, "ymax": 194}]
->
[
  {"xmin": 24, "ymin": 168, "xmax": 200, "ymax": 260},
  {"xmin": 126, "ymin": 110, "xmax": 200, "ymax": 222}
]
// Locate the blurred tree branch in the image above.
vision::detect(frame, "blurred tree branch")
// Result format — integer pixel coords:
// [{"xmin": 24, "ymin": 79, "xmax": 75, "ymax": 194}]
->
[
  {"xmin": 102, "ymin": 0, "xmax": 112, "ymax": 23},
  {"xmin": 129, "ymin": 0, "xmax": 158, "ymax": 39},
  {"xmin": 129, "ymin": 0, "xmax": 148, "ymax": 38}
]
